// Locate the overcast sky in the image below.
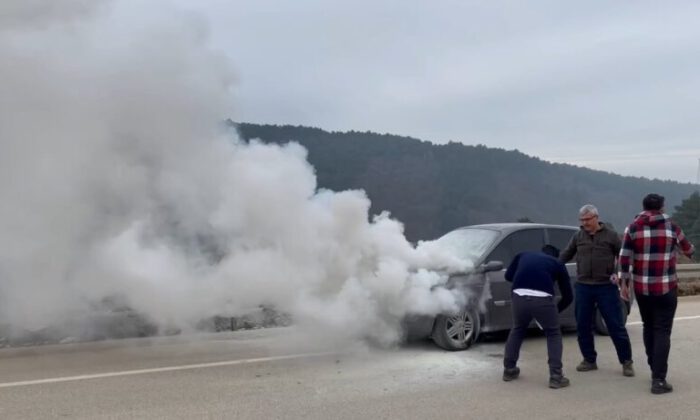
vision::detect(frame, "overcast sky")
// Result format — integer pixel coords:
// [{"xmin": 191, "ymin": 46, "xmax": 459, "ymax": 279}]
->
[{"xmin": 177, "ymin": 1, "xmax": 700, "ymax": 184}]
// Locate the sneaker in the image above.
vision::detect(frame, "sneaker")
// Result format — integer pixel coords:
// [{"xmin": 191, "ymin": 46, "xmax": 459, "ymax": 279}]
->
[
  {"xmin": 622, "ymin": 360, "xmax": 635, "ymax": 377},
  {"xmin": 503, "ymin": 367, "xmax": 520, "ymax": 382},
  {"xmin": 576, "ymin": 360, "xmax": 598, "ymax": 372},
  {"xmin": 549, "ymin": 374, "xmax": 570, "ymax": 389},
  {"xmin": 651, "ymin": 379, "xmax": 673, "ymax": 394}
]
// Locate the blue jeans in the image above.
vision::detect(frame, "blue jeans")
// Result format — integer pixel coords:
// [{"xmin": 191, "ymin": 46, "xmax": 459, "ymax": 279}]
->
[{"xmin": 575, "ymin": 283, "xmax": 632, "ymax": 364}]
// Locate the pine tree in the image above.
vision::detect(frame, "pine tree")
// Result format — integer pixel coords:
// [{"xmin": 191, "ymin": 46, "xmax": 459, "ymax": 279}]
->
[{"xmin": 672, "ymin": 191, "xmax": 700, "ymax": 261}]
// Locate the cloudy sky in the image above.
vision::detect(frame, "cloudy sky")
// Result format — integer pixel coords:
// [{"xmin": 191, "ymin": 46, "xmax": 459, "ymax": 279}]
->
[{"xmin": 174, "ymin": 1, "xmax": 700, "ymax": 183}]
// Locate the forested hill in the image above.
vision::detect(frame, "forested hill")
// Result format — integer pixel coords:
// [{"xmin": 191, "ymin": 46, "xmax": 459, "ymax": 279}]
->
[{"xmin": 232, "ymin": 122, "xmax": 700, "ymax": 242}]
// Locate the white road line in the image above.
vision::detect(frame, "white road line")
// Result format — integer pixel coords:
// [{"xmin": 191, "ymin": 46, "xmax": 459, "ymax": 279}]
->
[
  {"xmin": 0, "ymin": 352, "xmax": 332, "ymax": 389},
  {"xmin": 627, "ymin": 314, "xmax": 700, "ymax": 326},
  {"xmin": 3, "ymin": 315, "xmax": 700, "ymax": 389}
]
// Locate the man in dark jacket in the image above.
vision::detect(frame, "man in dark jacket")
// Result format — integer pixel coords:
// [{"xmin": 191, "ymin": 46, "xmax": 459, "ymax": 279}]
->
[
  {"xmin": 560, "ymin": 204, "xmax": 634, "ymax": 377},
  {"xmin": 503, "ymin": 244, "xmax": 573, "ymax": 389},
  {"xmin": 619, "ymin": 193, "xmax": 695, "ymax": 394}
]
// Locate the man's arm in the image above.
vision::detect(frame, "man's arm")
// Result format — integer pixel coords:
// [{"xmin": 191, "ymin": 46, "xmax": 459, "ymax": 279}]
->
[
  {"xmin": 674, "ymin": 224, "xmax": 696, "ymax": 258},
  {"xmin": 611, "ymin": 229, "xmax": 623, "ymax": 282},
  {"xmin": 559, "ymin": 234, "xmax": 577, "ymax": 263},
  {"xmin": 617, "ymin": 226, "xmax": 636, "ymax": 301},
  {"xmin": 555, "ymin": 263, "xmax": 573, "ymax": 312}
]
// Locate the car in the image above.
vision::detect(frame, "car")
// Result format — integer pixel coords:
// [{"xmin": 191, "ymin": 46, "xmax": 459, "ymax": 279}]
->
[{"xmin": 404, "ymin": 223, "xmax": 631, "ymax": 351}]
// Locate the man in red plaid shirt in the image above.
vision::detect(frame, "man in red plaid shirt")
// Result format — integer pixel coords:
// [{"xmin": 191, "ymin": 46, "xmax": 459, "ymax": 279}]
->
[{"xmin": 619, "ymin": 193, "xmax": 695, "ymax": 395}]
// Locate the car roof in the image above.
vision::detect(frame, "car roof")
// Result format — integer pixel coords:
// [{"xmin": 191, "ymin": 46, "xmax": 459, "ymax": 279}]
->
[{"xmin": 457, "ymin": 223, "xmax": 578, "ymax": 235}]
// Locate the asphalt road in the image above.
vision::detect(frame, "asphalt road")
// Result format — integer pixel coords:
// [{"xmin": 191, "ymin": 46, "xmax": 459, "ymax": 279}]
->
[{"xmin": 1, "ymin": 296, "xmax": 699, "ymax": 420}]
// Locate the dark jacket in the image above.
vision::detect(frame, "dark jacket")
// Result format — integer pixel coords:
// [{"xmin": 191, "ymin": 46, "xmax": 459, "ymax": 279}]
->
[
  {"xmin": 505, "ymin": 251, "xmax": 573, "ymax": 312},
  {"xmin": 559, "ymin": 222, "xmax": 621, "ymax": 285}
]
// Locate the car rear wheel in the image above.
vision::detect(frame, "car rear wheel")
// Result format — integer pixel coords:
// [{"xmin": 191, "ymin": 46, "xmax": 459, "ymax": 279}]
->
[{"xmin": 432, "ymin": 307, "xmax": 481, "ymax": 351}]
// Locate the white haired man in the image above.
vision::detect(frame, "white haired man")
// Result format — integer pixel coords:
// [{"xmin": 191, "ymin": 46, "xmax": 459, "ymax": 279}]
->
[{"xmin": 560, "ymin": 204, "xmax": 634, "ymax": 377}]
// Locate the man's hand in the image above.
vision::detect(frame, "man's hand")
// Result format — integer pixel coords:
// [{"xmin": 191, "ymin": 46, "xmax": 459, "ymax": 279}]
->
[
  {"xmin": 609, "ymin": 273, "xmax": 619, "ymax": 285},
  {"xmin": 620, "ymin": 282, "xmax": 630, "ymax": 301},
  {"xmin": 618, "ymin": 272, "xmax": 632, "ymax": 301}
]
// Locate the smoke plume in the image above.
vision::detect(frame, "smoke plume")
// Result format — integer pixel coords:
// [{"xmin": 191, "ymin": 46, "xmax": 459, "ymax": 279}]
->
[{"xmin": 0, "ymin": 0, "xmax": 472, "ymax": 347}]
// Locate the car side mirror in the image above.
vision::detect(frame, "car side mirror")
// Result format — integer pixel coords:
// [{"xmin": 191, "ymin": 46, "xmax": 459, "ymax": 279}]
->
[{"xmin": 480, "ymin": 261, "xmax": 504, "ymax": 273}]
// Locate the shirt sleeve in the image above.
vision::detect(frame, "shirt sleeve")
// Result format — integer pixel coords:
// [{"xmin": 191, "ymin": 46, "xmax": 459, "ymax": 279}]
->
[
  {"xmin": 618, "ymin": 225, "xmax": 634, "ymax": 279},
  {"xmin": 505, "ymin": 253, "xmax": 521, "ymax": 283},
  {"xmin": 674, "ymin": 223, "xmax": 695, "ymax": 258}
]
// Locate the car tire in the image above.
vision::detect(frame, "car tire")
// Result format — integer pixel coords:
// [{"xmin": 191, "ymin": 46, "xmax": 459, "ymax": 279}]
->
[
  {"xmin": 432, "ymin": 307, "xmax": 481, "ymax": 351},
  {"xmin": 594, "ymin": 303, "xmax": 628, "ymax": 336}
]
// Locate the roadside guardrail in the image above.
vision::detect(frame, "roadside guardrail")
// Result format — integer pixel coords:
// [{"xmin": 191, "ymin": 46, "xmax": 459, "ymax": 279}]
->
[{"xmin": 678, "ymin": 263, "xmax": 700, "ymax": 280}]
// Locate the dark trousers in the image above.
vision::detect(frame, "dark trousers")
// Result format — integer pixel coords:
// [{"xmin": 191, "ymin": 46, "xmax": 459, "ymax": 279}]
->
[
  {"xmin": 504, "ymin": 293, "xmax": 563, "ymax": 375},
  {"xmin": 575, "ymin": 283, "xmax": 632, "ymax": 363},
  {"xmin": 636, "ymin": 289, "xmax": 678, "ymax": 381}
]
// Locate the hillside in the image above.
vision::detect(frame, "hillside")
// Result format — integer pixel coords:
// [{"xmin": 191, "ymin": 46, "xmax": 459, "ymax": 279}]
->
[{"xmin": 232, "ymin": 122, "xmax": 699, "ymax": 242}]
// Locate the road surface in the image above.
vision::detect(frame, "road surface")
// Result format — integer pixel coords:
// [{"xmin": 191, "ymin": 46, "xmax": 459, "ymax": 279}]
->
[{"xmin": 1, "ymin": 296, "xmax": 699, "ymax": 419}]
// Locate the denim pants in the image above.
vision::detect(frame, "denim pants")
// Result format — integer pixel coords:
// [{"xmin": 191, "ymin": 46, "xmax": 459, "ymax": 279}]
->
[
  {"xmin": 575, "ymin": 283, "xmax": 632, "ymax": 363},
  {"xmin": 636, "ymin": 288, "xmax": 677, "ymax": 381},
  {"xmin": 504, "ymin": 293, "xmax": 563, "ymax": 375}
]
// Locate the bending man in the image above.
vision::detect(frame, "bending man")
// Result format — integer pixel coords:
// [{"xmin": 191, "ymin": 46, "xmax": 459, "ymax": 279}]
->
[{"xmin": 503, "ymin": 244, "xmax": 573, "ymax": 389}]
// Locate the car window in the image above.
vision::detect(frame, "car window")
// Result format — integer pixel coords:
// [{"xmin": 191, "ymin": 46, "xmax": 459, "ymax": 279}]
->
[
  {"xmin": 487, "ymin": 229, "xmax": 545, "ymax": 266},
  {"xmin": 546, "ymin": 228, "xmax": 577, "ymax": 252}
]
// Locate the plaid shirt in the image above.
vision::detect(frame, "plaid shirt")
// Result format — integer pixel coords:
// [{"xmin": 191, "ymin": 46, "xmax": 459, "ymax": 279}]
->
[{"xmin": 619, "ymin": 211, "xmax": 695, "ymax": 296}]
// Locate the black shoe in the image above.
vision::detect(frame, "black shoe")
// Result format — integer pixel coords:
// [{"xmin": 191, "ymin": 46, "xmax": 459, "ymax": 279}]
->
[
  {"xmin": 576, "ymin": 360, "xmax": 598, "ymax": 372},
  {"xmin": 622, "ymin": 360, "xmax": 635, "ymax": 377},
  {"xmin": 549, "ymin": 374, "xmax": 570, "ymax": 389},
  {"xmin": 651, "ymin": 379, "xmax": 673, "ymax": 394},
  {"xmin": 503, "ymin": 367, "xmax": 520, "ymax": 381}
]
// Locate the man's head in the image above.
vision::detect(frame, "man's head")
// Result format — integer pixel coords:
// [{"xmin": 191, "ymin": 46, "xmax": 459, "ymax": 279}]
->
[
  {"xmin": 642, "ymin": 193, "xmax": 665, "ymax": 211},
  {"xmin": 578, "ymin": 204, "xmax": 600, "ymax": 233},
  {"xmin": 542, "ymin": 244, "xmax": 560, "ymax": 258}
]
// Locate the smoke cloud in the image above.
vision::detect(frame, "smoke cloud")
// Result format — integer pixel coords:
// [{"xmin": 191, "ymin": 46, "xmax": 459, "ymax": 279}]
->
[{"xmin": 0, "ymin": 0, "xmax": 472, "ymax": 347}]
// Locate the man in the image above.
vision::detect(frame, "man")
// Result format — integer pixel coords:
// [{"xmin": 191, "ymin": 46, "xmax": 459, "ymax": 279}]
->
[
  {"xmin": 560, "ymin": 204, "xmax": 634, "ymax": 377},
  {"xmin": 619, "ymin": 193, "xmax": 695, "ymax": 394},
  {"xmin": 503, "ymin": 245, "xmax": 573, "ymax": 389}
]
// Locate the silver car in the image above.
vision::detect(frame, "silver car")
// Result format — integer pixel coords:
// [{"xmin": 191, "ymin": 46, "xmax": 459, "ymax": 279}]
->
[{"xmin": 405, "ymin": 223, "xmax": 630, "ymax": 350}]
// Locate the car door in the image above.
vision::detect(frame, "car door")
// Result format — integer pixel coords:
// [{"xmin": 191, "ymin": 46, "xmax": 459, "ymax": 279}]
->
[
  {"xmin": 546, "ymin": 227, "xmax": 579, "ymax": 327},
  {"xmin": 482, "ymin": 228, "xmax": 546, "ymax": 331}
]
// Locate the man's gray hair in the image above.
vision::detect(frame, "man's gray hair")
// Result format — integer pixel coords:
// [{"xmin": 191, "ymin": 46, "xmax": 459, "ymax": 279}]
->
[{"xmin": 579, "ymin": 204, "xmax": 599, "ymax": 217}]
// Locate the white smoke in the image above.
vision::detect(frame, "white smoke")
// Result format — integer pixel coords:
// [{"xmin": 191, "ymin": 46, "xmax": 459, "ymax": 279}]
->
[{"xmin": 0, "ymin": 0, "xmax": 473, "ymax": 347}]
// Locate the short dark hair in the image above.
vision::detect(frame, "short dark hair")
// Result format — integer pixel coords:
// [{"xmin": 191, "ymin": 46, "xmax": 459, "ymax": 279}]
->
[
  {"xmin": 542, "ymin": 244, "xmax": 560, "ymax": 258},
  {"xmin": 643, "ymin": 193, "xmax": 665, "ymax": 211}
]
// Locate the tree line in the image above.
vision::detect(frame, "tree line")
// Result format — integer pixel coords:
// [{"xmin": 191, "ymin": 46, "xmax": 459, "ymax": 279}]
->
[{"xmin": 231, "ymin": 122, "xmax": 700, "ymax": 253}]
